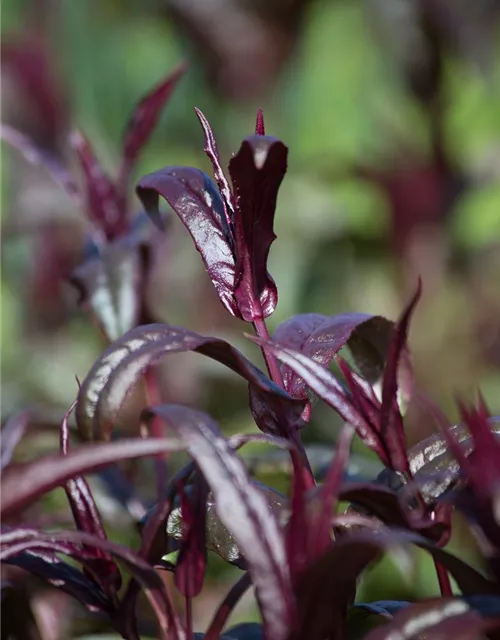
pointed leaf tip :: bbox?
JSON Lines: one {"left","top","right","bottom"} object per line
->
{"left": 121, "top": 62, "right": 187, "bottom": 179}
{"left": 255, "top": 108, "right": 265, "bottom": 135}
{"left": 194, "top": 107, "right": 234, "bottom": 228}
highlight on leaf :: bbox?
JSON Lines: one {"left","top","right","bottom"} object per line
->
{"left": 137, "top": 109, "right": 287, "bottom": 322}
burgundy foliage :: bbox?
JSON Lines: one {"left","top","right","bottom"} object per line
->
{"left": 4, "top": 71, "right": 500, "bottom": 640}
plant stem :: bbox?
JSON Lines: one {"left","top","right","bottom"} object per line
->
{"left": 144, "top": 366, "right": 167, "bottom": 498}
{"left": 435, "top": 559, "right": 453, "bottom": 597}
{"left": 252, "top": 315, "right": 315, "bottom": 487}
{"left": 204, "top": 573, "right": 252, "bottom": 640}
{"left": 252, "top": 316, "right": 284, "bottom": 386}
{"left": 185, "top": 595, "right": 193, "bottom": 639}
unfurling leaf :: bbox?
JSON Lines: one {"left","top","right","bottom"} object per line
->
{"left": 137, "top": 167, "right": 238, "bottom": 312}
{"left": 137, "top": 110, "right": 287, "bottom": 321}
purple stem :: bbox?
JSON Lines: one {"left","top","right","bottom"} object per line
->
{"left": 185, "top": 595, "right": 193, "bottom": 640}
{"left": 144, "top": 366, "right": 168, "bottom": 498}
{"left": 252, "top": 316, "right": 315, "bottom": 487}
{"left": 252, "top": 316, "right": 284, "bottom": 386}
{"left": 204, "top": 573, "right": 252, "bottom": 640}
{"left": 435, "top": 559, "right": 453, "bottom": 597}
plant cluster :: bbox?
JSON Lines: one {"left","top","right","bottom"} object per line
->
{"left": 2, "top": 64, "right": 500, "bottom": 640}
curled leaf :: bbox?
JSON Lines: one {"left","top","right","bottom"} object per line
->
{"left": 137, "top": 167, "right": 238, "bottom": 312}
{"left": 1, "top": 548, "right": 111, "bottom": 612}
{"left": 76, "top": 323, "right": 303, "bottom": 441}
{"left": 228, "top": 135, "right": 287, "bottom": 320}
{"left": 273, "top": 313, "right": 400, "bottom": 399}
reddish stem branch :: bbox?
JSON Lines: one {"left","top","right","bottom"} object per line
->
{"left": 204, "top": 573, "right": 252, "bottom": 640}
{"left": 435, "top": 559, "right": 453, "bottom": 597}
{"left": 144, "top": 366, "right": 167, "bottom": 498}
{"left": 252, "top": 316, "right": 315, "bottom": 487}
{"left": 252, "top": 316, "right": 284, "bottom": 386}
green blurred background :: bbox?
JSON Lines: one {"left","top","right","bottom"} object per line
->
{"left": 2, "top": 0, "right": 500, "bottom": 636}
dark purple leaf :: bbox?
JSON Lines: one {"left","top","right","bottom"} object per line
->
{"left": 70, "top": 130, "right": 125, "bottom": 239}
{"left": 137, "top": 167, "right": 239, "bottom": 314}
{"left": 378, "top": 282, "right": 421, "bottom": 474}
{"left": 285, "top": 445, "right": 309, "bottom": 584}
{"left": 119, "top": 461, "right": 195, "bottom": 640}
{"left": 340, "top": 357, "right": 407, "bottom": 472}
{"left": 143, "top": 404, "right": 294, "bottom": 640}
{"left": 1, "top": 411, "right": 30, "bottom": 470}
{"left": 59, "top": 402, "right": 122, "bottom": 598}
{"left": 0, "top": 437, "right": 184, "bottom": 519}
{"left": 248, "top": 337, "right": 385, "bottom": 458}
{"left": 174, "top": 476, "right": 208, "bottom": 598}
{"left": 2, "top": 548, "right": 111, "bottom": 612}
{"left": 391, "top": 418, "right": 500, "bottom": 504}
{"left": 361, "top": 597, "right": 499, "bottom": 640}
{"left": 194, "top": 108, "right": 234, "bottom": 227}
{"left": 310, "top": 425, "right": 354, "bottom": 558}
{"left": 456, "top": 406, "right": 500, "bottom": 506}
{"left": 290, "top": 530, "right": 499, "bottom": 640}
{"left": 1, "top": 529, "right": 185, "bottom": 639}
{"left": 70, "top": 233, "right": 149, "bottom": 341}
{"left": 75, "top": 323, "right": 304, "bottom": 441}
{"left": 120, "top": 63, "right": 186, "bottom": 181}
{"left": 1, "top": 124, "right": 80, "bottom": 199}
{"left": 273, "top": 313, "right": 400, "bottom": 399}
{"left": 162, "top": 436, "right": 290, "bottom": 575}
{"left": 249, "top": 385, "right": 306, "bottom": 436}
{"left": 340, "top": 483, "right": 446, "bottom": 542}
{"left": 290, "top": 534, "right": 383, "bottom": 640}
{"left": 228, "top": 134, "right": 287, "bottom": 321}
